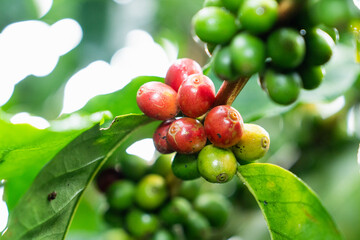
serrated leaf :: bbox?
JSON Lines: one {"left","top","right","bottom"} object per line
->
{"left": 2, "top": 114, "right": 153, "bottom": 240}
{"left": 237, "top": 163, "right": 342, "bottom": 240}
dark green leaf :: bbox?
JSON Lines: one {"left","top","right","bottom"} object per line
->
{"left": 237, "top": 163, "right": 342, "bottom": 240}
{"left": 2, "top": 114, "right": 153, "bottom": 240}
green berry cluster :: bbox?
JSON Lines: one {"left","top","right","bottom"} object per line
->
{"left": 96, "top": 155, "right": 233, "bottom": 240}
{"left": 193, "top": 0, "right": 338, "bottom": 105}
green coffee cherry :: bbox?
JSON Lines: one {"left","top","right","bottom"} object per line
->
{"left": 238, "top": 0, "right": 278, "bottom": 34}
{"left": 267, "top": 28, "right": 305, "bottom": 69}
{"left": 194, "top": 193, "right": 231, "bottom": 228}
{"left": 103, "top": 208, "right": 123, "bottom": 227}
{"left": 192, "top": 7, "right": 238, "bottom": 44}
{"left": 152, "top": 229, "right": 175, "bottom": 240}
{"left": 121, "top": 154, "right": 148, "bottom": 181}
{"left": 317, "top": 24, "right": 339, "bottom": 43}
{"left": 309, "top": 0, "right": 350, "bottom": 28}
{"left": 213, "top": 46, "right": 238, "bottom": 81}
{"left": 184, "top": 211, "right": 211, "bottom": 240}
{"left": 179, "top": 179, "right": 202, "bottom": 201}
{"left": 103, "top": 228, "right": 132, "bottom": 240}
{"left": 232, "top": 123, "right": 270, "bottom": 161}
{"left": 304, "top": 28, "right": 335, "bottom": 66}
{"left": 263, "top": 69, "right": 302, "bottom": 105}
{"left": 160, "top": 197, "right": 193, "bottom": 225}
{"left": 299, "top": 65, "right": 325, "bottom": 90}
{"left": 222, "top": 0, "right": 244, "bottom": 13}
{"left": 106, "top": 180, "right": 135, "bottom": 211}
{"left": 230, "top": 32, "right": 266, "bottom": 76}
{"left": 125, "top": 209, "right": 159, "bottom": 238}
{"left": 171, "top": 153, "right": 200, "bottom": 180}
{"left": 135, "top": 174, "right": 168, "bottom": 210}
{"left": 198, "top": 144, "right": 237, "bottom": 183}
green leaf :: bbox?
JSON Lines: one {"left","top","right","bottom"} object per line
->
{"left": 237, "top": 163, "right": 342, "bottom": 240}
{"left": 2, "top": 114, "right": 153, "bottom": 240}
{"left": 78, "top": 76, "right": 164, "bottom": 116}
{"left": 0, "top": 120, "right": 85, "bottom": 210}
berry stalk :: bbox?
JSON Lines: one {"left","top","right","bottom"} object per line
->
{"left": 213, "top": 77, "right": 250, "bottom": 106}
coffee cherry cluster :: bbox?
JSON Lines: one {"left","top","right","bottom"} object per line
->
{"left": 193, "top": 0, "right": 338, "bottom": 105}
{"left": 96, "top": 155, "right": 232, "bottom": 240}
{"left": 137, "top": 58, "right": 270, "bottom": 184}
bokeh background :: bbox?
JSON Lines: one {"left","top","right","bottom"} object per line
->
{"left": 0, "top": 0, "right": 359, "bottom": 239}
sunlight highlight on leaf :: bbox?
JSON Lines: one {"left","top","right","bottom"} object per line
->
{"left": 33, "top": 0, "right": 53, "bottom": 18}
{"left": 0, "top": 19, "right": 82, "bottom": 107}
{"left": 10, "top": 112, "right": 50, "bottom": 129}
{"left": 126, "top": 138, "right": 156, "bottom": 162}
{"left": 61, "top": 30, "right": 174, "bottom": 114}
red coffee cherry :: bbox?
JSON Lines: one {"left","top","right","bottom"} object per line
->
{"left": 177, "top": 74, "right": 216, "bottom": 118}
{"left": 167, "top": 118, "right": 207, "bottom": 154}
{"left": 136, "top": 82, "right": 179, "bottom": 120}
{"left": 153, "top": 120, "right": 175, "bottom": 154}
{"left": 204, "top": 105, "right": 244, "bottom": 148}
{"left": 165, "top": 58, "right": 203, "bottom": 92}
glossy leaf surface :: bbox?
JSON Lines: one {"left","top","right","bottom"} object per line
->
{"left": 3, "top": 114, "right": 152, "bottom": 240}
{"left": 237, "top": 163, "right": 342, "bottom": 240}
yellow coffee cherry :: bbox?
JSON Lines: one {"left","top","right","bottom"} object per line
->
{"left": 232, "top": 123, "right": 270, "bottom": 161}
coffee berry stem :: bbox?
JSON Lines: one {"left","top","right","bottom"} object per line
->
{"left": 213, "top": 77, "right": 250, "bottom": 107}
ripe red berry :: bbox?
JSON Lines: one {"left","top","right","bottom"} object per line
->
{"left": 167, "top": 118, "right": 207, "bottom": 154}
{"left": 165, "top": 58, "right": 203, "bottom": 92}
{"left": 153, "top": 120, "right": 175, "bottom": 154}
{"left": 177, "top": 74, "right": 216, "bottom": 118}
{"left": 204, "top": 105, "right": 244, "bottom": 148}
{"left": 136, "top": 82, "right": 179, "bottom": 120}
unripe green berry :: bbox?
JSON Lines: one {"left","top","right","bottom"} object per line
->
{"left": 304, "top": 28, "right": 335, "bottom": 66}
{"left": 299, "top": 65, "right": 325, "bottom": 90}
{"left": 194, "top": 192, "right": 231, "bottom": 228}
{"left": 106, "top": 180, "right": 135, "bottom": 211}
{"left": 184, "top": 211, "right": 210, "bottom": 240}
{"left": 125, "top": 209, "right": 159, "bottom": 238}
{"left": 222, "top": 0, "right": 244, "bottom": 13}
{"left": 172, "top": 153, "right": 200, "bottom": 180}
{"left": 193, "top": 7, "right": 238, "bottom": 44}
{"left": 232, "top": 123, "right": 270, "bottom": 161}
{"left": 263, "top": 69, "right": 302, "bottom": 105}
{"left": 213, "top": 46, "right": 239, "bottom": 81}
{"left": 152, "top": 229, "right": 175, "bottom": 240}
{"left": 267, "top": 28, "right": 305, "bottom": 69}
{"left": 230, "top": 32, "right": 266, "bottom": 76}
{"left": 238, "top": 0, "right": 278, "bottom": 34}
{"left": 160, "top": 197, "right": 193, "bottom": 225}
{"left": 197, "top": 144, "right": 237, "bottom": 183}
{"left": 135, "top": 174, "right": 168, "bottom": 210}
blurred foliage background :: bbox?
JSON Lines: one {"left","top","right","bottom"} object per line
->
{"left": 0, "top": 0, "right": 359, "bottom": 239}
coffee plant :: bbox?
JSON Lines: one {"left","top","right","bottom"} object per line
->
{"left": 0, "top": 0, "right": 359, "bottom": 239}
